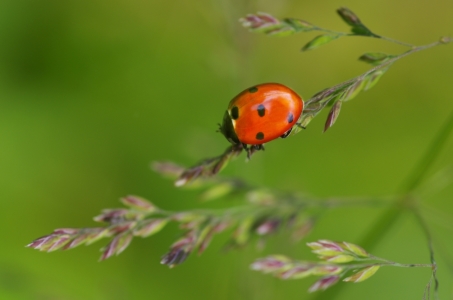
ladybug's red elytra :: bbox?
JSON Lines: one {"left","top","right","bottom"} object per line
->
{"left": 219, "top": 83, "right": 304, "bottom": 152}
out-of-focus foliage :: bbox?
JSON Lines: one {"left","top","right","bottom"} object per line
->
{"left": 1, "top": 0, "right": 453, "bottom": 299}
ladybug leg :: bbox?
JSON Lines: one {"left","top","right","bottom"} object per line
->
{"left": 241, "top": 143, "right": 252, "bottom": 160}
{"left": 280, "top": 127, "right": 293, "bottom": 139}
{"left": 254, "top": 144, "right": 265, "bottom": 151}
{"left": 246, "top": 148, "right": 253, "bottom": 160}
{"left": 244, "top": 144, "right": 265, "bottom": 160}
{"left": 251, "top": 144, "right": 264, "bottom": 158}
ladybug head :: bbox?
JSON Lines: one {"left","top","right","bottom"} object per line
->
{"left": 219, "top": 110, "right": 240, "bottom": 145}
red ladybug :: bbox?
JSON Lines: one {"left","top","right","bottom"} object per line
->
{"left": 219, "top": 83, "right": 304, "bottom": 151}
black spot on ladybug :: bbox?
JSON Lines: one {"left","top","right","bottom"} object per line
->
{"left": 231, "top": 106, "right": 239, "bottom": 120}
{"left": 280, "top": 127, "right": 292, "bottom": 138}
{"left": 248, "top": 86, "right": 258, "bottom": 93}
{"left": 256, "top": 132, "right": 264, "bottom": 140}
{"left": 257, "top": 104, "right": 265, "bottom": 117}
{"left": 287, "top": 112, "right": 294, "bottom": 123}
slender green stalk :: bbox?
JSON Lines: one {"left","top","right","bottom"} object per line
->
{"left": 378, "top": 35, "right": 416, "bottom": 48}
{"left": 368, "top": 254, "right": 433, "bottom": 268}
{"left": 293, "top": 261, "right": 433, "bottom": 269}
{"left": 400, "top": 109, "right": 453, "bottom": 193}
{"left": 306, "top": 39, "right": 446, "bottom": 107}
{"left": 412, "top": 207, "right": 439, "bottom": 299}
{"left": 157, "top": 196, "right": 390, "bottom": 218}
{"left": 312, "top": 25, "right": 416, "bottom": 48}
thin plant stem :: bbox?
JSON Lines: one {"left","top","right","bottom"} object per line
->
{"left": 156, "top": 196, "right": 389, "bottom": 220}
{"left": 412, "top": 207, "right": 439, "bottom": 299}
{"left": 420, "top": 204, "right": 453, "bottom": 233}
{"left": 426, "top": 229, "right": 453, "bottom": 276}
{"left": 377, "top": 35, "right": 415, "bottom": 48}
{"left": 306, "top": 39, "right": 446, "bottom": 107}
{"left": 313, "top": 25, "right": 416, "bottom": 48}
{"left": 293, "top": 261, "right": 433, "bottom": 270}
{"left": 368, "top": 254, "right": 433, "bottom": 268}
{"left": 424, "top": 275, "right": 433, "bottom": 300}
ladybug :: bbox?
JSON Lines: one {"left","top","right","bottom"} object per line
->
{"left": 219, "top": 83, "right": 304, "bottom": 152}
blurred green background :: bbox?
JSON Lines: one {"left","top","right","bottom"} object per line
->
{"left": 1, "top": 0, "right": 452, "bottom": 299}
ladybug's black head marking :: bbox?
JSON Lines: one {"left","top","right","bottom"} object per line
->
{"left": 219, "top": 110, "right": 240, "bottom": 145}
{"left": 231, "top": 106, "right": 239, "bottom": 120}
